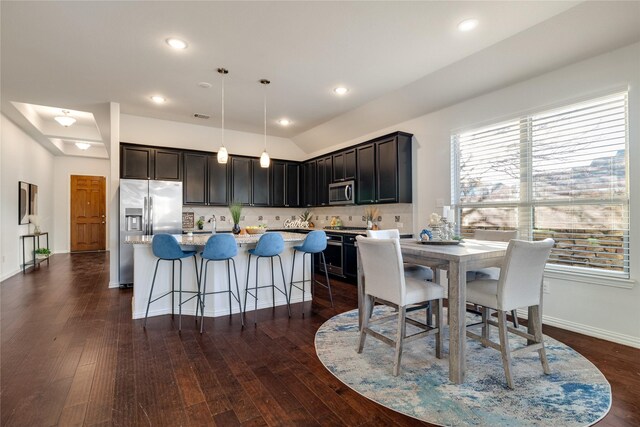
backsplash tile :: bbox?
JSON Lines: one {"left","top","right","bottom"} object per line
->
{"left": 182, "top": 203, "right": 413, "bottom": 234}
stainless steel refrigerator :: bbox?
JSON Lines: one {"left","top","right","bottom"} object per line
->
{"left": 119, "top": 179, "right": 183, "bottom": 286}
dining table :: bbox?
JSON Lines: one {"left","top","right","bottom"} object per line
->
{"left": 356, "top": 238, "right": 509, "bottom": 385}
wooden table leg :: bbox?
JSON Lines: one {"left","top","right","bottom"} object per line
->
{"left": 448, "top": 260, "right": 466, "bottom": 384}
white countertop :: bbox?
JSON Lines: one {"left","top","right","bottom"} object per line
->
{"left": 125, "top": 231, "right": 308, "bottom": 246}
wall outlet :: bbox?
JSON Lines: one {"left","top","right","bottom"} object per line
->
{"left": 436, "top": 198, "right": 444, "bottom": 208}
{"left": 396, "top": 222, "right": 404, "bottom": 228}
{"left": 543, "top": 280, "right": 550, "bottom": 294}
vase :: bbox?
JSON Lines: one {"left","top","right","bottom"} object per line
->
{"left": 33, "top": 226, "right": 41, "bottom": 235}
{"left": 366, "top": 220, "right": 373, "bottom": 230}
{"left": 232, "top": 223, "right": 241, "bottom": 235}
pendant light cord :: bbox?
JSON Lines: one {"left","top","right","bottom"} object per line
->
{"left": 221, "top": 73, "right": 225, "bottom": 145}
{"left": 263, "top": 83, "right": 267, "bottom": 150}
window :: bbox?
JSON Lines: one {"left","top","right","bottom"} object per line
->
{"left": 452, "top": 93, "right": 629, "bottom": 278}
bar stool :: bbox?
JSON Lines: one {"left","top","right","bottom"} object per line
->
{"left": 199, "top": 234, "right": 244, "bottom": 332}
{"left": 144, "top": 234, "right": 200, "bottom": 331}
{"left": 289, "top": 230, "right": 333, "bottom": 311}
{"left": 244, "top": 233, "right": 291, "bottom": 324}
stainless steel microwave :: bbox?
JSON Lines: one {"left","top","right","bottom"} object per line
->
{"left": 329, "top": 180, "right": 355, "bottom": 205}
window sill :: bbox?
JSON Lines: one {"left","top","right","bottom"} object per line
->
{"left": 544, "top": 266, "right": 635, "bottom": 289}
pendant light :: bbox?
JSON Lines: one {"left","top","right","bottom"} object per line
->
{"left": 217, "top": 68, "right": 229, "bottom": 164}
{"left": 259, "top": 79, "right": 271, "bottom": 168}
{"left": 54, "top": 110, "right": 76, "bottom": 127}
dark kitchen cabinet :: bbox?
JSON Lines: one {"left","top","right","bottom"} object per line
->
{"left": 333, "top": 149, "right": 356, "bottom": 182}
{"left": 316, "top": 156, "right": 332, "bottom": 206}
{"left": 272, "top": 161, "right": 300, "bottom": 207}
{"left": 356, "top": 143, "right": 376, "bottom": 204}
{"left": 251, "top": 159, "right": 270, "bottom": 206}
{"left": 207, "top": 155, "right": 229, "bottom": 205}
{"left": 302, "top": 161, "right": 316, "bottom": 207}
{"left": 120, "top": 144, "right": 182, "bottom": 181}
{"left": 183, "top": 152, "right": 207, "bottom": 205}
{"left": 230, "top": 157, "right": 251, "bottom": 205}
{"left": 154, "top": 148, "right": 182, "bottom": 181}
{"left": 356, "top": 133, "right": 412, "bottom": 204}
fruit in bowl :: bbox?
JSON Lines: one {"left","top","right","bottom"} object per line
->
{"left": 245, "top": 225, "right": 267, "bottom": 234}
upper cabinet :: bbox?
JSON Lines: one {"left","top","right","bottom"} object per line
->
{"left": 316, "top": 156, "right": 332, "bottom": 206}
{"left": 207, "top": 155, "right": 229, "bottom": 206}
{"left": 302, "top": 161, "right": 317, "bottom": 207}
{"left": 230, "top": 157, "right": 251, "bottom": 205}
{"left": 332, "top": 149, "right": 356, "bottom": 182}
{"left": 356, "top": 132, "right": 412, "bottom": 204}
{"left": 183, "top": 152, "right": 208, "bottom": 205}
{"left": 121, "top": 144, "right": 182, "bottom": 181}
{"left": 251, "top": 159, "right": 270, "bottom": 206}
{"left": 271, "top": 161, "right": 300, "bottom": 207}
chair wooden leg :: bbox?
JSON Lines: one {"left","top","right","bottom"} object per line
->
{"left": 481, "top": 307, "right": 489, "bottom": 347}
{"left": 357, "top": 295, "right": 371, "bottom": 353}
{"left": 511, "top": 309, "right": 519, "bottom": 328}
{"left": 497, "top": 310, "right": 514, "bottom": 389}
{"left": 435, "top": 299, "right": 443, "bottom": 359}
{"left": 426, "top": 302, "right": 433, "bottom": 327}
{"left": 531, "top": 304, "right": 550, "bottom": 374}
{"left": 393, "top": 306, "right": 406, "bottom": 376}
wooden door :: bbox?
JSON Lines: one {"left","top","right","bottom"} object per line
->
{"left": 70, "top": 175, "right": 106, "bottom": 252}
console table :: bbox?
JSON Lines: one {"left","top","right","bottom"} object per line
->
{"left": 20, "top": 232, "right": 50, "bottom": 273}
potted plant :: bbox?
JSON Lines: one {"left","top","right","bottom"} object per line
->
{"left": 229, "top": 203, "right": 242, "bottom": 235}
{"left": 299, "top": 210, "right": 314, "bottom": 228}
{"left": 364, "top": 207, "right": 380, "bottom": 230}
{"left": 196, "top": 217, "right": 205, "bottom": 230}
{"left": 35, "top": 248, "right": 51, "bottom": 259}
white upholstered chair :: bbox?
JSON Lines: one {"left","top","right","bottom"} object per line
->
{"left": 366, "top": 229, "right": 433, "bottom": 281}
{"left": 466, "top": 238, "right": 554, "bottom": 389}
{"left": 470, "top": 229, "right": 520, "bottom": 328}
{"left": 356, "top": 236, "right": 444, "bottom": 376}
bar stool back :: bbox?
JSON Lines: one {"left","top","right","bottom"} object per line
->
{"left": 289, "top": 230, "right": 333, "bottom": 311}
{"left": 144, "top": 234, "right": 199, "bottom": 331}
{"left": 244, "top": 233, "right": 291, "bottom": 324}
{"left": 199, "top": 234, "right": 244, "bottom": 331}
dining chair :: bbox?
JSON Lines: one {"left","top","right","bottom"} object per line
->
{"left": 356, "top": 236, "right": 444, "bottom": 376}
{"left": 465, "top": 238, "right": 554, "bottom": 389}
{"left": 470, "top": 229, "right": 520, "bottom": 328}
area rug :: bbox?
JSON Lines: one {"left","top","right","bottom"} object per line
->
{"left": 315, "top": 307, "right": 611, "bottom": 426}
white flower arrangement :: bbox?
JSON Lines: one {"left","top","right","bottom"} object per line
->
{"left": 429, "top": 212, "right": 442, "bottom": 226}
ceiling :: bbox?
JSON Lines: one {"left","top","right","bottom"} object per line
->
{"left": 2, "top": 1, "right": 639, "bottom": 156}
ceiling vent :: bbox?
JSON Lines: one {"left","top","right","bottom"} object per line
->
{"left": 193, "top": 113, "right": 210, "bottom": 119}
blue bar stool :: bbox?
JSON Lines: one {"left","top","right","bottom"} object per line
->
{"left": 289, "top": 230, "right": 333, "bottom": 310}
{"left": 143, "top": 234, "right": 200, "bottom": 331}
{"left": 199, "top": 234, "right": 244, "bottom": 332}
{"left": 244, "top": 233, "right": 291, "bottom": 324}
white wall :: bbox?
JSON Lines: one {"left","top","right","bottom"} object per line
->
{"left": 1, "top": 113, "right": 55, "bottom": 280}
{"left": 120, "top": 114, "right": 308, "bottom": 160}
{"left": 52, "top": 156, "right": 110, "bottom": 253}
{"left": 309, "top": 42, "right": 640, "bottom": 347}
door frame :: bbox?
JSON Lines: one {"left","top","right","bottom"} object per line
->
{"left": 69, "top": 174, "right": 108, "bottom": 252}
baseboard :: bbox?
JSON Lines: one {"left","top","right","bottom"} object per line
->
{"left": 0, "top": 268, "right": 21, "bottom": 283}
{"left": 516, "top": 309, "right": 640, "bottom": 349}
{"left": 108, "top": 281, "right": 121, "bottom": 289}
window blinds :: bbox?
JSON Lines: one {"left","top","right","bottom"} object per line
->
{"left": 453, "top": 92, "right": 629, "bottom": 276}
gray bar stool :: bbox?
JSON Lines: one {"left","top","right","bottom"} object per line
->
{"left": 198, "top": 233, "right": 244, "bottom": 332}
{"left": 144, "top": 234, "right": 200, "bottom": 331}
{"left": 244, "top": 233, "right": 291, "bottom": 324}
{"left": 289, "top": 230, "right": 333, "bottom": 311}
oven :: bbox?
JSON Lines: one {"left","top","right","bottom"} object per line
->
{"left": 320, "top": 233, "right": 344, "bottom": 276}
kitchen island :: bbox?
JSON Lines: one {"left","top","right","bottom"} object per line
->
{"left": 126, "top": 232, "right": 309, "bottom": 320}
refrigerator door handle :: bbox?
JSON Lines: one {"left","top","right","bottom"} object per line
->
{"left": 143, "top": 197, "right": 148, "bottom": 235}
{"left": 149, "top": 196, "right": 154, "bottom": 235}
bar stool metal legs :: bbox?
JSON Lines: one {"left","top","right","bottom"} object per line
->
{"left": 244, "top": 254, "right": 291, "bottom": 324}
{"left": 143, "top": 255, "right": 200, "bottom": 331}
{"left": 289, "top": 250, "right": 333, "bottom": 311}
{"left": 199, "top": 257, "right": 244, "bottom": 332}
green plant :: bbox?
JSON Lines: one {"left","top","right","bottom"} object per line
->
{"left": 229, "top": 203, "right": 242, "bottom": 224}
{"left": 196, "top": 217, "right": 204, "bottom": 228}
{"left": 299, "top": 210, "right": 313, "bottom": 222}
{"left": 35, "top": 248, "right": 51, "bottom": 256}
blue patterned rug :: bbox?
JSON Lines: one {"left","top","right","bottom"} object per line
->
{"left": 315, "top": 307, "right": 611, "bottom": 426}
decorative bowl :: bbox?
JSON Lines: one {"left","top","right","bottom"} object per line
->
{"left": 245, "top": 227, "right": 267, "bottom": 235}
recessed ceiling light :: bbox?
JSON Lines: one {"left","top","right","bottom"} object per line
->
{"left": 458, "top": 19, "right": 479, "bottom": 32}
{"left": 277, "top": 118, "right": 291, "bottom": 126}
{"left": 54, "top": 110, "right": 76, "bottom": 127}
{"left": 198, "top": 82, "right": 212, "bottom": 89}
{"left": 151, "top": 95, "right": 166, "bottom": 104}
{"left": 333, "top": 87, "right": 349, "bottom": 95}
{"left": 166, "top": 38, "right": 188, "bottom": 49}
{"left": 75, "top": 142, "right": 91, "bottom": 150}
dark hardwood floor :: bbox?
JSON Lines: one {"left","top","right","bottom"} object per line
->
{"left": 1, "top": 252, "right": 639, "bottom": 426}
